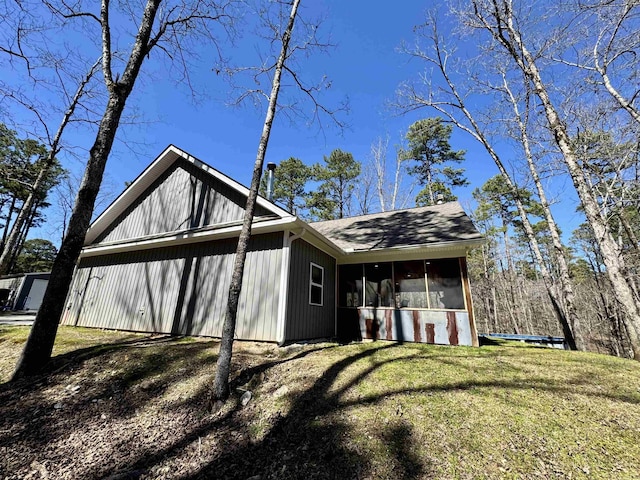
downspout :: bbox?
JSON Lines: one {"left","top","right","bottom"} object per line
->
{"left": 277, "top": 228, "right": 306, "bottom": 345}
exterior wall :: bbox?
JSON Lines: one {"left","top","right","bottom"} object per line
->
{"left": 0, "top": 276, "right": 23, "bottom": 307}
{"left": 62, "top": 233, "right": 283, "bottom": 341}
{"left": 356, "top": 308, "right": 473, "bottom": 346}
{"left": 284, "top": 238, "right": 336, "bottom": 341}
{"left": 0, "top": 276, "right": 23, "bottom": 291}
{"left": 0, "top": 273, "right": 50, "bottom": 311}
{"left": 96, "top": 159, "right": 271, "bottom": 244}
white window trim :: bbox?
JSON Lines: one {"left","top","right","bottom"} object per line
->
{"left": 309, "top": 262, "right": 324, "bottom": 306}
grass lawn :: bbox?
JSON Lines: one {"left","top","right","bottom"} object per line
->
{"left": 1, "top": 325, "right": 639, "bottom": 479}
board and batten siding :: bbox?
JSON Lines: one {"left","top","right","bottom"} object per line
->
{"left": 62, "top": 233, "right": 283, "bottom": 341}
{"left": 96, "top": 159, "right": 272, "bottom": 244}
{"left": 284, "top": 239, "right": 336, "bottom": 341}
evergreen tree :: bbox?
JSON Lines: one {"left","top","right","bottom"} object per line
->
{"left": 405, "top": 118, "right": 467, "bottom": 206}
{"left": 0, "top": 123, "right": 65, "bottom": 262}
{"left": 258, "top": 157, "right": 311, "bottom": 215}
{"left": 12, "top": 239, "right": 58, "bottom": 274}
{"left": 309, "top": 149, "right": 361, "bottom": 220}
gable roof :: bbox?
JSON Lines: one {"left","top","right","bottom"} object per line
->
{"left": 309, "top": 202, "right": 483, "bottom": 253}
{"left": 85, "top": 145, "right": 294, "bottom": 245}
{"left": 81, "top": 145, "right": 482, "bottom": 259}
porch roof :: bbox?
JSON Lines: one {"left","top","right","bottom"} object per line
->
{"left": 308, "top": 202, "right": 483, "bottom": 253}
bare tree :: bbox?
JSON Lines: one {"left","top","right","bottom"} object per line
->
{"left": 213, "top": 0, "right": 303, "bottom": 402}
{"left": 11, "top": 0, "right": 234, "bottom": 379}
{"left": 371, "top": 135, "right": 414, "bottom": 212}
{"left": 501, "top": 74, "right": 585, "bottom": 349}
{"left": 354, "top": 159, "right": 376, "bottom": 215}
{"left": 568, "top": 1, "right": 640, "bottom": 124}
{"left": 0, "top": 61, "right": 100, "bottom": 275}
{"left": 212, "top": 0, "right": 344, "bottom": 402}
{"left": 396, "top": 14, "right": 580, "bottom": 349}
{"left": 465, "top": 0, "right": 640, "bottom": 359}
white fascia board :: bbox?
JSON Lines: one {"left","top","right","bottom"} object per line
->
{"left": 80, "top": 217, "right": 297, "bottom": 258}
{"left": 191, "top": 154, "right": 293, "bottom": 219}
{"left": 289, "top": 220, "right": 344, "bottom": 260}
{"left": 85, "top": 145, "right": 293, "bottom": 245}
{"left": 336, "top": 238, "right": 484, "bottom": 265}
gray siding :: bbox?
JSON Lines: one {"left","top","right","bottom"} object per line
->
{"left": 96, "top": 160, "right": 272, "bottom": 244}
{"left": 284, "top": 239, "right": 336, "bottom": 341}
{"left": 0, "top": 273, "right": 50, "bottom": 310}
{"left": 0, "top": 276, "right": 22, "bottom": 292}
{"left": 62, "top": 233, "right": 283, "bottom": 341}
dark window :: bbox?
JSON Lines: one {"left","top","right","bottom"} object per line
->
{"left": 309, "top": 263, "right": 324, "bottom": 306}
{"left": 394, "top": 260, "right": 427, "bottom": 308}
{"left": 426, "top": 258, "right": 464, "bottom": 309}
{"left": 339, "top": 264, "right": 363, "bottom": 307}
{"left": 337, "top": 258, "right": 466, "bottom": 311}
{"left": 364, "top": 263, "right": 394, "bottom": 307}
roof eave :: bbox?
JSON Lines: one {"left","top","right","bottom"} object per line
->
{"left": 80, "top": 216, "right": 298, "bottom": 258}
{"left": 336, "top": 238, "right": 484, "bottom": 264}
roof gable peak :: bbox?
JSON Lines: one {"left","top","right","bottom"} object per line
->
{"left": 85, "top": 145, "right": 293, "bottom": 245}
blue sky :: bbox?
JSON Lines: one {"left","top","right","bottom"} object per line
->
{"left": 5, "top": 0, "right": 585, "bottom": 243}
{"left": 107, "top": 0, "right": 499, "bottom": 202}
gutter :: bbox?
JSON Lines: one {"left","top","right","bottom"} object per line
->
{"left": 80, "top": 216, "right": 297, "bottom": 258}
{"left": 346, "top": 237, "right": 485, "bottom": 254}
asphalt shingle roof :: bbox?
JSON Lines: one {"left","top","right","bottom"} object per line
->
{"left": 308, "top": 201, "right": 482, "bottom": 252}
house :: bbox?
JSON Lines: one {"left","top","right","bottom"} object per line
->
{"left": 0, "top": 272, "right": 50, "bottom": 311}
{"left": 61, "top": 145, "right": 484, "bottom": 347}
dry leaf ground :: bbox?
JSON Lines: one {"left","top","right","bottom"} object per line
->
{"left": 1, "top": 325, "right": 640, "bottom": 479}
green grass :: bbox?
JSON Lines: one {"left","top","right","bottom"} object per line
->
{"left": 1, "top": 326, "right": 639, "bottom": 479}
{"left": 0, "top": 325, "right": 139, "bottom": 381}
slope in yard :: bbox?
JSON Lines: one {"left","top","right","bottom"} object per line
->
{"left": 1, "top": 326, "right": 639, "bottom": 479}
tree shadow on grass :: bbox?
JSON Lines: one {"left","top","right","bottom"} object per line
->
{"left": 176, "top": 343, "right": 433, "bottom": 479}
{"left": 0, "top": 338, "right": 215, "bottom": 464}
{"left": 169, "top": 343, "right": 638, "bottom": 480}
{"left": 2, "top": 340, "right": 638, "bottom": 480}
{"left": 0, "top": 339, "right": 335, "bottom": 480}
{"left": 1, "top": 334, "right": 175, "bottom": 389}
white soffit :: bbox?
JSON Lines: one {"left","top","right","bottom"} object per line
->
{"left": 81, "top": 217, "right": 297, "bottom": 257}
{"left": 335, "top": 239, "right": 483, "bottom": 265}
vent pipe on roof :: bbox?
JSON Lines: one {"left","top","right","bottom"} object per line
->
{"left": 266, "top": 162, "right": 277, "bottom": 201}
{"left": 436, "top": 193, "right": 444, "bottom": 205}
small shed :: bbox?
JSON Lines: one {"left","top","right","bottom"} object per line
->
{"left": 0, "top": 272, "right": 51, "bottom": 311}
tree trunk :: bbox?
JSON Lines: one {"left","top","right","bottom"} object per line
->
{"left": 11, "top": 0, "right": 162, "bottom": 380}
{"left": 426, "top": 165, "right": 434, "bottom": 205}
{"left": 212, "top": 0, "right": 300, "bottom": 403}
{"left": 8, "top": 200, "right": 39, "bottom": 273}
{"left": 503, "top": 77, "right": 584, "bottom": 349}
{"left": 11, "top": 94, "right": 130, "bottom": 379}
{"left": 0, "top": 59, "right": 99, "bottom": 276}
{"left": 1, "top": 196, "right": 17, "bottom": 251}
{"left": 0, "top": 173, "right": 48, "bottom": 274}
{"left": 486, "top": 1, "right": 640, "bottom": 358}
{"left": 402, "top": 20, "right": 580, "bottom": 349}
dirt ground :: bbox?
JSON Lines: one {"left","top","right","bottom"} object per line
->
{"left": 0, "top": 333, "right": 359, "bottom": 480}
{"left": 2, "top": 327, "right": 640, "bottom": 480}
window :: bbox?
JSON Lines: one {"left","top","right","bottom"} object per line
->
{"left": 364, "top": 263, "right": 394, "bottom": 307}
{"left": 339, "top": 264, "right": 363, "bottom": 307}
{"left": 394, "top": 260, "right": 428, "bottom": 308}
{"left": 426, "top": 258, "right": 465, "bottom": 310}
{"left": 309, "top": 263, "right": 324, "bottom": 306}
{"left": 337, "top": 258, "right": 466, "bottom": 311}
